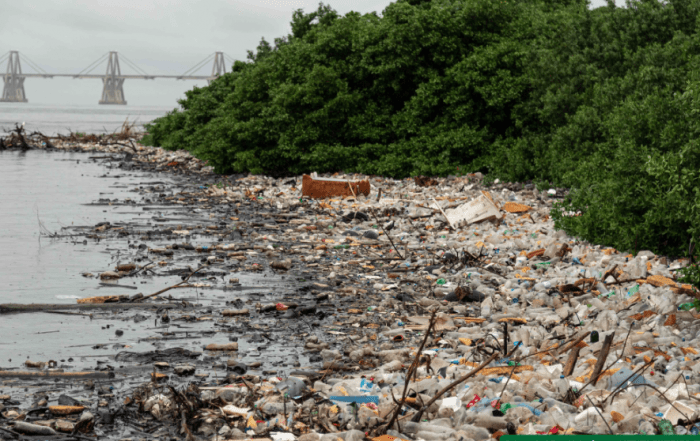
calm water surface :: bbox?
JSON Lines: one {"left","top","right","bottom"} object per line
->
{"left": 0, "top": 103, "right": 173, "bottom": 135}
{"left": 0, "top": 150, "right": 163, "bottom": 305}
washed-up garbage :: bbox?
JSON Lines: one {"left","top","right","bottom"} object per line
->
{"left": 302, "top": 173, "right": 370, "bottom": 198}
{"left": 5, "top": 135, "right": 700, "bottom": 440}
{"left": 444, "top": 193, "right": 501, "bottom": 227}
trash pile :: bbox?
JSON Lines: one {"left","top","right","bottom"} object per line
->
{"left": 2, "top": 136, "right": 700, "bottom": 440}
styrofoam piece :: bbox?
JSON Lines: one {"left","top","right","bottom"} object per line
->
{"left": 271, "top": 432, "right": 297, "bottom": 441}
{"left": 439, "top": 396, "right": 462, "bottom": 412}
{"left": 222, "top": 405, "right": 250, "bottom": 417}
{"left": 664, "top": 401, "right": 696, "bottom": 425}
{"left": 444, "top": 195, "right": 501, "bottom": 227}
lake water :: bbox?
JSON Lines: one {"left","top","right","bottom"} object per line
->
{"left": 0, "top": 103, "right": 173, "bottom": 136}
{"left": 0, "top": 150, "right": 164, "bottom": 305}
{"left": 0, "top": 149, "right": 303, "bottom": 370}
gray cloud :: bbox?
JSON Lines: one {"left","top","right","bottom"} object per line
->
{"left": 1, "top": 0, "right": 611, "bottom": 107}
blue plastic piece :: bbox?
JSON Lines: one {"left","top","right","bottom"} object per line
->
{"left": 359, "top": 378, "right": 374, "bottom": 393}
{"left": 608, "top": 367, "right": 656, "bottom": 390}
{"left": 512, "top": 403, "right": 542, "bottom": 416}
{"left": 330, "top": 395, "right": 379, "bottom": 405}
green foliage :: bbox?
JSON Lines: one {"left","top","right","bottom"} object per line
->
{"left": 679, "top": 263, "right": 700, "bottom": 290}
{"left": 678, "top": 263, "right": 700, "bottom": 309}
{"left": 143, "top": 0, "right": 700, "bottom": 256}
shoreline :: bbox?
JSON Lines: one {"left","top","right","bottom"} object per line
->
{"left": 0, "top": 137, "right": 698, "bottom": 439}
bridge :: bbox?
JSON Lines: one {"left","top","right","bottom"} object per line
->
{"left": 0, "top": 51, "right": 234, "bottom": 105}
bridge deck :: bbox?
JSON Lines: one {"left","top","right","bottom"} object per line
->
{"left": 9, "top": 74, "right": 215, "bottom": 80}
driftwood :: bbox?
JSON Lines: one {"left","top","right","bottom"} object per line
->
{"left": 0, "top": 370, "right": 114, "bottom": 379}
{"left": 590, "top": 332, "right": 615, "bottom": 386}
{"left": 139, "top": 265, "right": 208, "bottom": 301}
{"left": 563, "top": 346, "right": 582, "bottom": 377}
{"left": 0, "top": 302, "right": 180, "bottom": 314}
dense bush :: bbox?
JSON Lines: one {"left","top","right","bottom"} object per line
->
{"left": 143, "top": 0, "right": 700, "bottom": 256}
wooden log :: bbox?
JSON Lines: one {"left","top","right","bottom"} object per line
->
{"left": 563, "top": 346, "right": 581, "bottom": 377}
{"left": 0, "top": 302, "right": 180, "bottom": 314}
{"left": 590, "top": 333, "right": 615, "bottom": 386}
{"left": 0, "top": 370, "right": 114, "bottom": 379}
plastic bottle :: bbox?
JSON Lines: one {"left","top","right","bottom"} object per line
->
{"left": 481, "top": 301, "right": 492, "bottom": 317}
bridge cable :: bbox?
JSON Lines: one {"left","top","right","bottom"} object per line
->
{"left": 179, "top": 53, "right": 215, "bottom": 77}
{"left": 223, "top": 53, "right": 237, "bottom": 68}
{"left": 75, "top": 52, "right": 111, "bottom": 76}
{"left": 0, "top": 52, "right": 11, "bottom": 67}
{"left": 119, "top": 57, "right": 149, "bottom": 76}
{"left": 178, "top": 53, "right": 215, "bottom": 78}
{"left": 18, "top": 53, "right": 49, "bottom": 75}
{"left": 118, "top": 54, "right": 150, "bottom": 76}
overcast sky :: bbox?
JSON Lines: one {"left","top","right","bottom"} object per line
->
{"left": 2, "top": 0, "right": 612, "bottom": 108}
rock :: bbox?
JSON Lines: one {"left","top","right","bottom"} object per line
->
{"left": 100, "top": 271, "right": 120, "bottom": 280}
{"left": 13, "top": 422, "right": 58, "bottom": 436}
{"left": 363, "top": 230, "right": 379, "bottom": 240}
{"left": 174, "top": 364, "right": 196, "bottom": 376}
{"left": 55, "top": 420, "right": 75, "bottom": 433}
{"left": 271, "top": 259, "right": 293, "bottom": 270}
{"left": 298, "top": 434, "right": 321, "bottom": 441}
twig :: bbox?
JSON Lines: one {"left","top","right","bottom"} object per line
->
{"left": 432, "top": 198, "right": 453, "bottom": 230}
{"left": 411, "top": 351, "right": 500, "bottom": 422}
{"left": 603, "top": 359, "right": 654, "bottom": 403}
{"left": 609, "top": 383, "right": 690, "bottom": 421}
{"left": 382, "top": 311, "right": 437, "bottom": 433}
{"left": 0, "top": 426, "right": 21, "bottom": 437}
{"left": 554, "top": 331, "right": 590, "bottom": 357}
{"left": 139, "top": 265, "right": 208, "bottom": 301}
{"left": 347, "top": 182, "right": 404, "bottom": 259}
{"left": 499, "top": 362, "right": 519, "bottom": 400}
{"left": 585, "top": 396, "right": 613, "bottom": 435}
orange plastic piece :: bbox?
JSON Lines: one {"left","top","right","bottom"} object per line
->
{"left": 647, "top": 275, "right": 676, "bottom": 287}
{"left": 77, "top": 296, "right": 120, "bottom": 304}
{"left": 302, "top": 174, "right": 370, "bottom": 199}
{"left": 526, "top": 249, "right": 545, "bottom": 259}
{"left": 503, "top": 202, "right": 531, "bottom": 213}
{"left": 664, "top": 314, "right": 677, "bottom": 326}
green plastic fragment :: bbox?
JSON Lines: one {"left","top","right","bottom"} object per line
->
{"left": 679, "top": 302, "right": 695, "bottom": 311}
{"left": 436, "top": 278, "right": 446, "bottom": 285}
{"left": 658, "top": 419, "right": 675, "bottom": 435}
{"left": 500, "top": 403, "right": 512, "bottom": 414}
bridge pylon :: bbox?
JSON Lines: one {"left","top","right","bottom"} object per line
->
{"left": 99, "top": 52, "right": 126, "bottom": 105}
{"left": 1, "top": 51, "right": 28, "bottom": 103}
{"left": 208, "top": 52, "right": 226, "bottom": 85}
